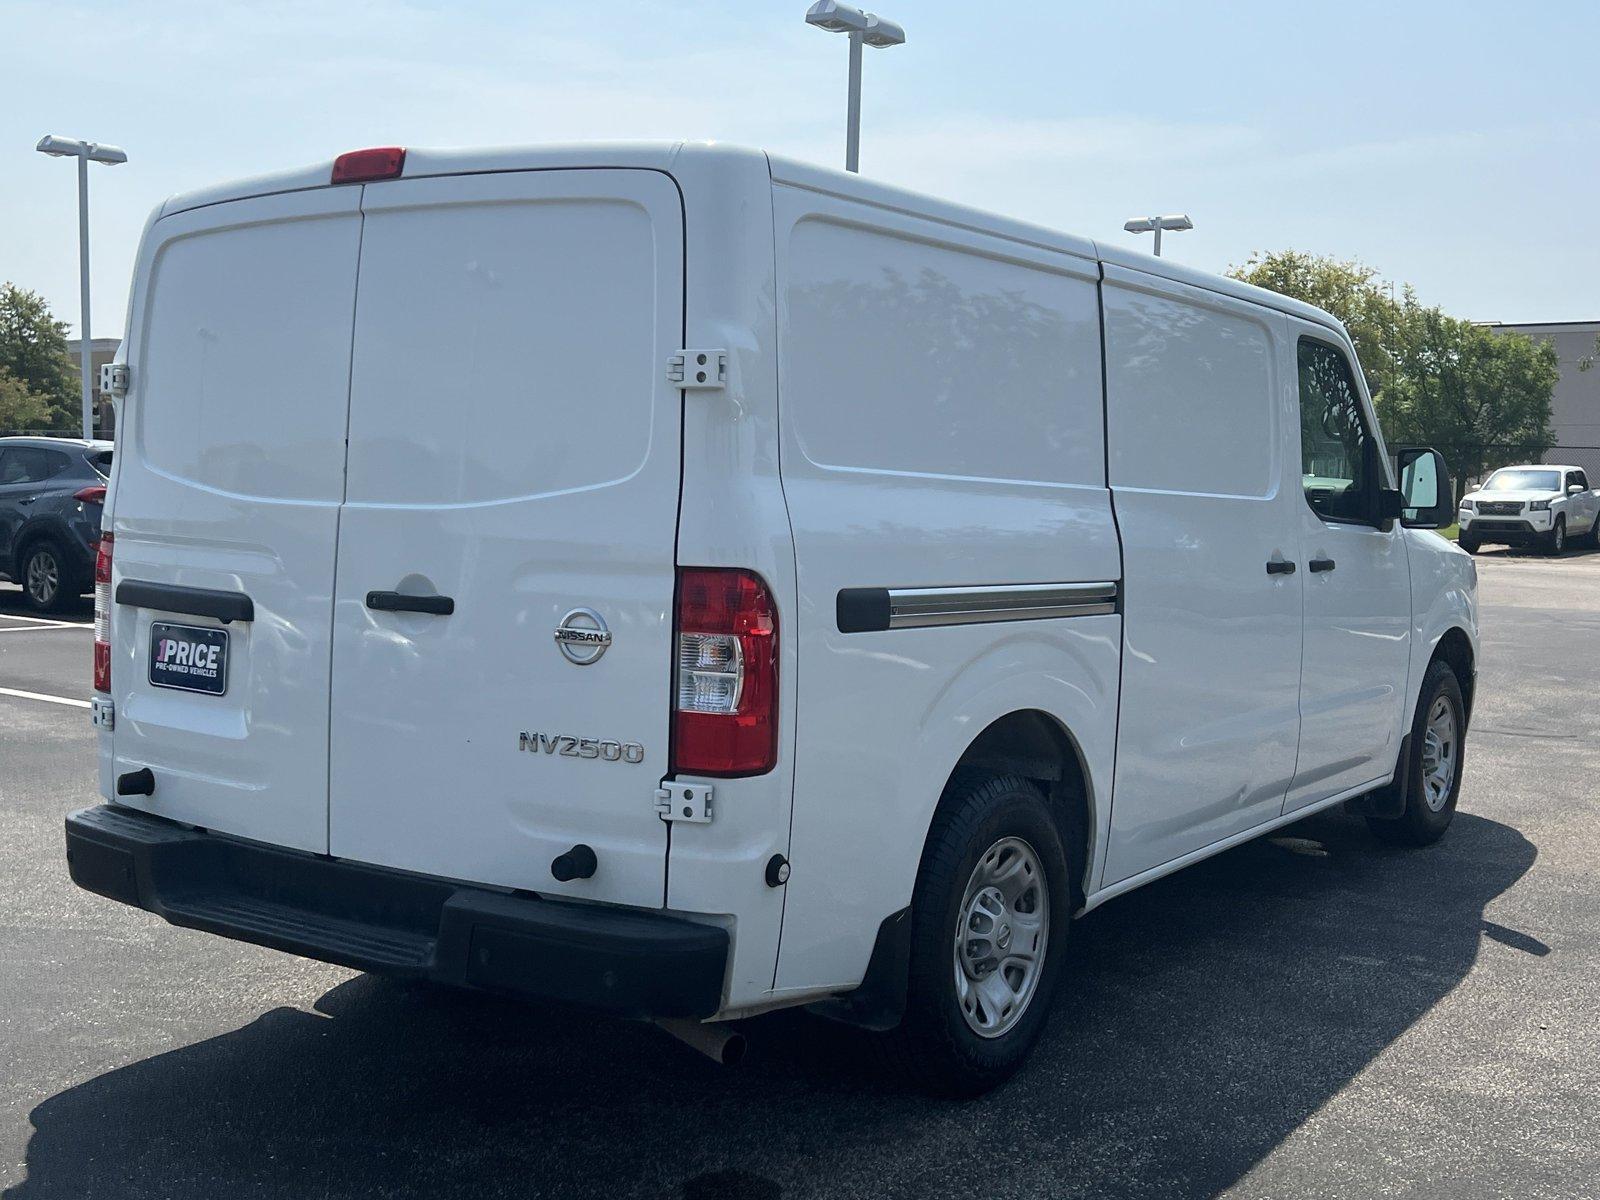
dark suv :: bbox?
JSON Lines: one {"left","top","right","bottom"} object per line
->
{"left": 0, "top": 437, "right": 113, "bottom": 613}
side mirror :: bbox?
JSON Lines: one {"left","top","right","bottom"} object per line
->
{"left": 1568, "top": 484, "right": 1584, "bottom": 497}
{"left": 1394, "top": 447, "right": 1454, "bottom": 529}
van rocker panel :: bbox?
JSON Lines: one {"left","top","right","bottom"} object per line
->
{"left": 64, "top": 805, "right": 728, "bottom": 1020}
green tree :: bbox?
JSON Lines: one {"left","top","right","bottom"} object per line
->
{"left": 1384, "top": 310, "right": 1556, "bottom": 502}
{"left": 1230, "top": 251, "right": 1557, "bottom": 502}
{"left": 0, "top": 283, "right": 78, "bottom": 430}
{"left": 0, "top": 367, "right": 54, "bottom": 431}
{"left": 1229, "top": 251, "right": 1408, "bottom": 400}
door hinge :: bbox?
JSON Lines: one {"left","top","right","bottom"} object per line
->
{"left": 91, "top": 695, "right": 114, "bottom": 731}
{"left": 656, "top": 781, "right": 713, "bottom": 824}
{"left": 99, "top": 362, "right": 130, "bottom": 398}
{"left": 667, "top": 349, "right": 727, "bottom": 391}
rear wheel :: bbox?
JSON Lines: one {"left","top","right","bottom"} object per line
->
{"left": 20, "top": 540, "right": 75, "bottom": 614}
{"left": 877, "top": 771, "right": 1072, "bottom": 1097}
{"left": 1367, "top": 659, "right": 1466, "bottom": 847}
{"left": 1544, "top": 516, "right": 1566, "bottom": 556}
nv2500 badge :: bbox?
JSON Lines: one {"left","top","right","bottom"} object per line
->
{"left": 518, "top": 731, "right": 645, "bottom": 763}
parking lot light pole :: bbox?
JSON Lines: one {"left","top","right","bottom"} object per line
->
{"left": 1124, "top": 213, "right": 1194, "bottom": 257}
{"left": 805, "top": 1, "right": 905, "bottom": 173}
{"left": 35, "top": 135, "right": 129, "bottom": 441}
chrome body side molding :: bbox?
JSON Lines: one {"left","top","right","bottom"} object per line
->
{"left": 836, "top": 582, "right": 1119, "bottom": 633}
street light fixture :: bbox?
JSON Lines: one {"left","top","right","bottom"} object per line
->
{"left": 1123, "top": 213, "right": 1193, "bottom": 258}
{"left": 805, "top": 1, "right": 905, "bottom": 173}
{"left": 36, "top": 135, "right": 128, "bottom": 441}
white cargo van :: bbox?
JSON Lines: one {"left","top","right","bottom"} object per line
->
{"left": 66, "top": 143, "right": 1477, "bottom": 1095}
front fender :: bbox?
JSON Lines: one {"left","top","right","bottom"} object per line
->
{"left": 1404, "top": 530, "right": 1479, "bottom": 724}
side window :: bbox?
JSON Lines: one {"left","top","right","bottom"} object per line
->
{"left": 1575, "top": 470, "right": 1590, "bottom": 491}
{"left": 1297, "top": 339, "right": 1376, "bottom": 523}
{"left": 0, "top": 448, "right": 69, "bottom": 485}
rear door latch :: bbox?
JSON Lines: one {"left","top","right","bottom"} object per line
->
{"left": 656, "top": 781, "right": 713, "bottom": 824}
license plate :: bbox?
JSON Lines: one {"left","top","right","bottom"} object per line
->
{"left": 148, "top": 622, "right": 229, "bottom": 696}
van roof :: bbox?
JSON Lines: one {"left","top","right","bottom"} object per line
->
{"left": 158, "top": 140, "right": 1348, "bottom": 341}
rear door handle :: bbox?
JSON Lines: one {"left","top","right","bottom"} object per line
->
{"left": 1265, "top": 559, "right": 1296, "bottom": 575}
{"left": 366, "top": 590, "right": 454, "bottom": 615}
{"left": 118, "top": 580, "right": 254, "bottom": 623}
{"left": 1309, "top": 557, "right": 1337, "bottom": 573}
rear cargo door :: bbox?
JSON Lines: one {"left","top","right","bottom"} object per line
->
{"left": 108, "top": 188, "right": 363, "bottom": 853}
{"left": 328, "top": 170, "right": 684, "bottom": 908}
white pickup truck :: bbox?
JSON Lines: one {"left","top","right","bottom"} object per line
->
{"left": 66, "top": 142, "right": 1477, "bottom": 1095}
{"left": 1458, "top": 464, "right": 1600, "bottom": 555}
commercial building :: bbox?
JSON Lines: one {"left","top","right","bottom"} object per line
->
{"left": 1482, "top": 320, "right": 1600, "bottom": 478}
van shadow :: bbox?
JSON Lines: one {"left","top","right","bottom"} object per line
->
{"left": 9, "top": 810, "right": 1534, "bottom": 1200}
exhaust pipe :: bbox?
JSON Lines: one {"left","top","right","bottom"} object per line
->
{"left": 652, "top": 1018, "right": 747, "bottom": 1066}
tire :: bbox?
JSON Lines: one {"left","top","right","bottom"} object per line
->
{"left": 19, "top": 539, "right": 76, "bottom": 614}
{"left": 1543, "top": 516, "right": 1566, "bottom": 556}
{"left": 1367, "top": 659, "right": 1466, "bottom": 847}
{"left": 1585, "top": 517, "right": 1600, "bottom": 550}
{"left": 1457, "top": 534, "right": 1480, "bottom": 555}
{"left": 876, "top": 771, "right": 1073, "bottom": 1097}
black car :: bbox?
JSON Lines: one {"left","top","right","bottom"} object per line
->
{"left": 0, "top": 437, "right": 113, "bottom": 613}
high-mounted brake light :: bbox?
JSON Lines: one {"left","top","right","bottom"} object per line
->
{"left": 331, "top": 146, "right": 406, "bottom": 185}
{"left": 74, "top": 485, "right": 107, "bottom": 505}
{"left": 93, "top": 534, "right": 113, "bottom": 693}
{"left": 672, "top": 568, "right": 778, "bottom": 777}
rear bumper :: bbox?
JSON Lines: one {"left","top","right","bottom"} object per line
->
{"left": 64, "top": 804, "right": 728, "bottom": 1019}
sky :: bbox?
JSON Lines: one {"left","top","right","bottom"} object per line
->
{"left": 2, "top": 0, "right": 1597, "bottom": 339}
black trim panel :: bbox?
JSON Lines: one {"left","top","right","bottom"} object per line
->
{"left": 837, "top": 587, "right": 892, "bottom": 634}
{"left": 117, "top": 579, "right": 254, "bottom": 624}
{"left": 64, "top": 805, "right": 728, "bottom": 1020}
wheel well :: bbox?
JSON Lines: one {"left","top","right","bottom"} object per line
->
{"left": 948, "top": 710, "right": 1093, "bottom": 908}
{"left": 1432, "top": 627, "right": 1476, "bottom": 724}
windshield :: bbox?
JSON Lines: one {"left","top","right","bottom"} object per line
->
{"left": 86, "top": 448, "right": 113, "bottom": 478}
{"left": 1483, "top": 468, "right": 1559, "bottom": 493}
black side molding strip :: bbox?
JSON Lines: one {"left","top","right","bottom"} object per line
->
{"left": 837, "top": 588, "right": 892, "bottom": 634}
{"left": 116, "top": 580, "right": 254, "bottom": 624}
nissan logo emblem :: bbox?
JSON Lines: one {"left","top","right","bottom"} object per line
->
{"left": 553, "top": 608, "right": 612, "bottom": 666}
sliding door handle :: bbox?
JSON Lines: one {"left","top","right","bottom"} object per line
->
{"left": 1309, "top": 557, "right": 1337, "bottom": 573}
{"left": 366, "top": 590, "right": 454, "bottom": 615}
{"left": 1265, "top": 559, "right": 1297, "bottom": 576}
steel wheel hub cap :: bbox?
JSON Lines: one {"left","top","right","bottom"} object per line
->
{"left": 1420, "top": 695, "right": 1458, "bottom": 812}
{"left": 27, "top": 551, "right": 59, "bottom": 604}
{"left": 953, "top": 836, "right": 1049, "bottom": 1039}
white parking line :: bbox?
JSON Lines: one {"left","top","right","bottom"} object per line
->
{"left": 0, "top": 624, "right": 91, "bottom": 634}
{"left": 0, "top": 613, "right": 85, "bottom": 627}
{"left": 0, "top": 686, "right": 92, "bottom": 710}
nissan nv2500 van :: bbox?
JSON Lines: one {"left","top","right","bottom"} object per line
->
{"left": 65, "top": 142, "right": 1476, "bottom": 1095}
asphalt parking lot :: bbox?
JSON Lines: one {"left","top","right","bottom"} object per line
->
{"left": 3, "top": 544, "right": 1598, "bottom": 1200}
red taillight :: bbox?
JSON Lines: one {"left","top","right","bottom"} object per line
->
{"left": 93, "top": 534, "right": 113, "bottom": 693}
{"left": 672, "top": 568, "right": 777, "bottom": 777}
{"left": 74, "top": 485, "right": 107, "bottom": 505}
{"left": 331, "top": 146, "right": 406, "bottom": 185}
